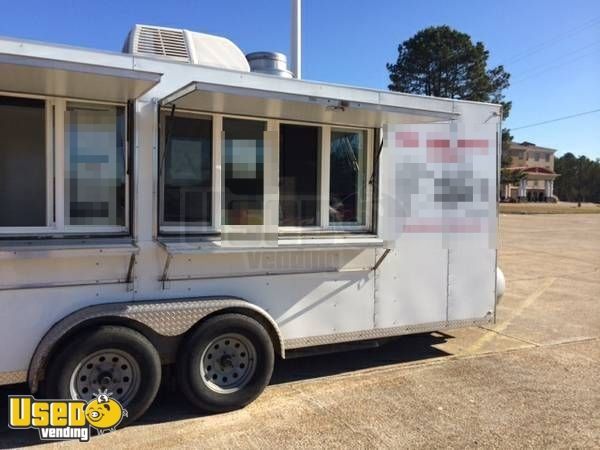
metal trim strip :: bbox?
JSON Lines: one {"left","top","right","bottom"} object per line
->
{"left": 0, "top": 279, "right": 131, "bottom": 292}
{"left": 284, "top": 315, "right": 493, "bottom": 349}
{"left": 0, "top": 244, "right": 139, "bottom": 260}
{"left": 163, "top": 266, "right": 372, "bottom": 283}
{"left": 0, "top": 53, "right": 161, "bottom": 82}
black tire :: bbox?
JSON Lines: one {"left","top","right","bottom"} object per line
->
{"left": 177, "top": 314, "right": 274, "bottom": 413}
{"left": 44, "top": 325, "right": 161, "bottom": 425}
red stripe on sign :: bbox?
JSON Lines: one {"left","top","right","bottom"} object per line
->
{"left": 446, "top": 223, "right": 482, "bottom": 233}
{"left": 458, "top": 139, "right": 489, "bottom": 148}
{"left": 427, "top": 147, "right": 459, "bottom": 163}
{"left": 403, "top": 224, "right": 443, "bottom": 233}
{"left": 395, "top": 131, "right": 419, "bottom": 148}
{"left": 427, "top": 139, "right": 450, "bottom": 148}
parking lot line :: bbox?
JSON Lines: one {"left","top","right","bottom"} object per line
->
{"left": 463, "top": 276, "right": 556, "bottom": 354}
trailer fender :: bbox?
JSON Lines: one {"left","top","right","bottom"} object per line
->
{"left": 27, "top": 297, "right": 285, "bottom": 393}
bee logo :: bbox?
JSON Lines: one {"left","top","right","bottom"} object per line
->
{"left": 84, "top": 390, "right": 127, "bottom": 434}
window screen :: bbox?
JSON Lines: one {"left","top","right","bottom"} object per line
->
{"left": 279, "top": 124, "right": 319, "bottom": 226}
{"left": 0, "top": 96, "right": 46, "bottom": 227}
{"left": 329, "top": 130, "right": 366, "bottom": 225}
{"left": 223, "top": 118, "right": 265, "bottom": 225}
{"left": 65, "top": 103, "right": 126, "bottom": 226}
{"left": 162, "top": 114, "right": 212, "bottom": 225}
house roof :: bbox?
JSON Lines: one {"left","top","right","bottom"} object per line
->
{"left": 504, "top": 166, "right": 556, "bottom": 174}
{"left": 509, "top": 141, "right": 557, "bottom": 153}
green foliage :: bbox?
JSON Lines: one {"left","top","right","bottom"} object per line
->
{"left": 501, "top": 129, "right": 514, "bottom": 168}
{"left": 500, "top": 167, "right": 525, "bottom": 187}
{"left": 555, "top": 153, "right": 600, "bottom": 203}
{"left": 387, "top": 25, "right": 511, "bottom": 118}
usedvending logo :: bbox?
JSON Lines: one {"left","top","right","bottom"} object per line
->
{"left": 8, "top": 389, "right": 127, "bottom": 442}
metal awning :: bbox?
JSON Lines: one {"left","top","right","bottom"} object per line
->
{"left": 0, "top": 53, "right": 162, "bottom": 102}
{"left": 161, "top": 81, "right": 459, "bottom": 128}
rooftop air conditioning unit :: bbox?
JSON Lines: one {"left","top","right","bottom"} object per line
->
{"left": 123, "top": 24, "right": 250, "bottom": 72}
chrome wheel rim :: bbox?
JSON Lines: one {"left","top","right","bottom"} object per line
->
{"left": 69, "top": 349, "right": 140, "bottom": 405}
{"left": 200, "top": 333, "right": 257, "bottom": 393}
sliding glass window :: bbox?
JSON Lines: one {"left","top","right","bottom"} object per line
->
{"left": 161, "top": 113, "right": 212, "bottom": 226}
{"left": 65, "top": 103, "right": 126, "bottom": 227}
{"left": 329, "top": 129, "right": 367, "bottom": 225}
{"left": 223, "top": 118, "right": 266, "bottom": 225}
{"left": 279, "top": 124, "right": 320, "bottom": 226}
{"left": 0, "top": 96, "right": 47, "bottom": 227}
{"left": 155, "top": 113, "right": 372, "bottom": 235}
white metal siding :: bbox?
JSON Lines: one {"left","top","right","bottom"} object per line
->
{"left": 374, "top": 243, "right": 448, "bottom": 327}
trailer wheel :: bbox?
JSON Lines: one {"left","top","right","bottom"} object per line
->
{"left": 177, "top": 314, "right": 274, "bottom": 413}
{"left": 44, "top": 325, "right": 161, "bottom": 424}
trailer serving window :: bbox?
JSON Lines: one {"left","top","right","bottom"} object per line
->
{"left": 329, "top": 129, "right": 368, "bottom": 227}
{"left": 160, "top": 112, "right": 213, "bottom": 228}
{"left": 65, "top": 103, "right": 126, "bottom": 228}
{"left": 278, "top": 123, "right": 372, "bottom": 232}
{"left": 223, "top": 118, "right": 266, "bottom": 226}
{"left": 0, "top": 96, "right": 48, "bottom": 228}
{"left": 279, "top": 124, "right": 320, "bottom": 227}
{"left": 158, "top": 111, "right": 373, "bottom": 236}
{"left": 0, "top": 94, "right": 129, "bottom": 235}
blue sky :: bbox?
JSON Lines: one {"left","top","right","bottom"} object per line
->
{"left": 1, "top": 0, "right": 599, "bottom": 159}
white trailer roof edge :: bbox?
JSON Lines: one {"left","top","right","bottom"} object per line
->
{"left": 0, "top": 35, "right": 502, "bottom": 112}
{"left": 0, "top": 34, "right": 139, "bottom": 67}
{"left": 0, "top": 60, "right": 161, "bottom": 106}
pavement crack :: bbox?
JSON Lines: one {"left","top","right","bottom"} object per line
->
{"left": 477, "top": 326, "right": 540, "bottom": 346}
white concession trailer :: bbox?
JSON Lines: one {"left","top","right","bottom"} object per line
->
{"left": 0, "top": 24, "right": 504, "bottom": 422}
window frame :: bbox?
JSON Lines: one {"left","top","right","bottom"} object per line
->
{"left": 62, "top": 100, "right": 129, "bottom": 233}
{"left": 158, "top": 109, "right": 216, "bottom": 233}
{"left": 278, "top": 120, "right": 323, "bottom": 232}
{"left": 221, "top": 116, "right": 275, "bottom": 232}
{"left": 325, "top": 126, "right": 372, "bottom": 231}
{"left": 157, "top": 110, "right": 374, "bottom": 237}
{"left": 277, "top": 120, "right": 373, "bottom": 234}
{"left": 0, "top": 92, "right": 129, "bottom": 236}
{"left": 0, "top": 92, "right": 53, "bottom": 234}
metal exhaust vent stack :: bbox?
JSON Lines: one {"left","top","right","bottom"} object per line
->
{"left": 246, "top": 52, "right": 294, "bottom": 78}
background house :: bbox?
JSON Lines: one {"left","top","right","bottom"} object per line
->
{"left": 502, "top": 141, "right": 559, "bottom": 202}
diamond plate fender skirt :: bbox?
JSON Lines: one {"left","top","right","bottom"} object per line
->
{"left": 27, "top": 296, "right": 285, "bottom": 392}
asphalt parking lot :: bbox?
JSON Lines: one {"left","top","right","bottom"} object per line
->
{"left": 1, "top": 214, "right": 599, "bottom": 448}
